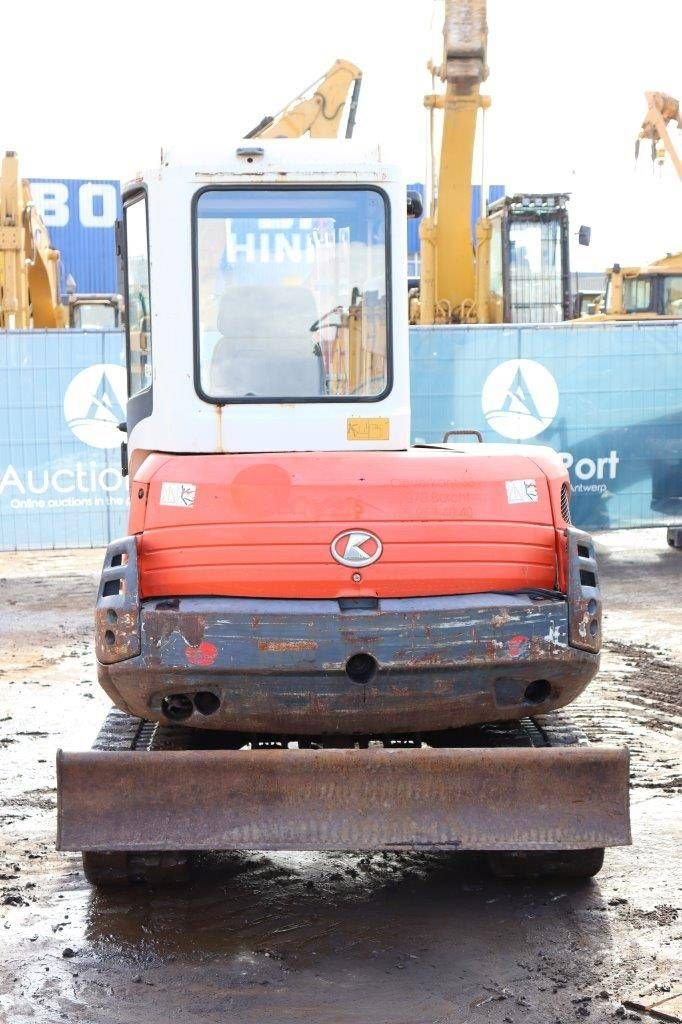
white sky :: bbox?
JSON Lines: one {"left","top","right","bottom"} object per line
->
{"left": 4, "top": 0, "right": 681, "bottom": 271}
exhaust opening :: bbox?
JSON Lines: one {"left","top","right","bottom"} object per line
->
{"left": 194, "top": 691, "right": 220, "bottom": 716}
{"left": 161, "top": 694, "right": 194, "bottom": 721}
{"left": 524, "top": 679, "right": 552, "bottom": 705}
{"left": 345, "top": 652, "right": 378, "bottom": 685}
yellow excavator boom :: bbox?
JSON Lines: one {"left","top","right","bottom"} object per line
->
{"left": 0, "top": 151, "right": 122, "bottom": 331}
{"left": 636, "top": 91, "right": 682, "bottom": 181}
{"left": 245, "top": 59, "right": 362, "bottom": 140}
{"left": 419, "top": 0, "right": 490, "bottom": 324}
{"left": 0, "top": 151, "right": 67, "bottom": 329}
{"left": 586, "top": 92, "right": 682, "bottom": 320}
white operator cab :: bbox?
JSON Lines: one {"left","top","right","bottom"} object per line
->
{"left": 119, "top": 141, "right": 411, "bottom": 477}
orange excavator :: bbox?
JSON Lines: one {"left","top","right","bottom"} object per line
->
{"left": 55, "top": 15, "right": 630, "bottom": 889}
{"left": 56, "top": 137, "right": 630, "bottom": 886}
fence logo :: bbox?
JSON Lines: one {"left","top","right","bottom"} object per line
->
{"left": 482, "top": 359, "right": 559, "bottom": 440}
{"left": 63, "top": 364, "right": 127, "bottom": 449}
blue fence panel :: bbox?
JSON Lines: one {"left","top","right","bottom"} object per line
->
{"left": 410, "top": 322, "right": 682, "bottom": 531}
{"left": 0, "top": 331, "right": 127, "bottom": 550}
{"left": 1, "top": 324, "right": 680, "bottom": 549}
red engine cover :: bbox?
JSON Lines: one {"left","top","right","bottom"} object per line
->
{"left": 131, "top": 449, "right": 567, "bottom": 600}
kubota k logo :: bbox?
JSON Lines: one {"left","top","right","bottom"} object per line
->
{"left": 330, "top": 530, "right": 383, "bottom": 568}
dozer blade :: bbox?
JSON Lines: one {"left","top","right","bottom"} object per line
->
{"left": 57, "top": 746, "right": 631, "bottom": 853}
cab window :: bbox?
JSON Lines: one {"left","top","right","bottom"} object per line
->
{"left": 124, "top": 195, "right": 152, "bottom": 395}
{"left": 71, "top": 301, "right": 119, "bottom": 330}
{"left": 622, "top": 277, "right": 652, "bottom": 313}
{"left": 662, "top": 275, "right": 682, "bottom": 316}
{"left": 194, "top": 187, "right": 390, "bottom": 402}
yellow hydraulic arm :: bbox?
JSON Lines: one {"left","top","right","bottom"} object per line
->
{"left": 419, "top": 0, "right": 490, "bottom": 324}
{"left": 636, "top": 91, "right": 682, "bottom": 181}
{"left": 0, "top": 151, "right": 67, "bottom": 329}
{"left": 245, "top": 59, "right": 362, "bottom": 140}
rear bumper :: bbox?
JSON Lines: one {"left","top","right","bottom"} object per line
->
{"left": 96, "top": 529, "right": 601, "bottom": 734}
{"left": 98, "top": 592, "right": 600, "bottom": 735}
{"left": 56, "top": 736, "right": 630, "bottom": 853}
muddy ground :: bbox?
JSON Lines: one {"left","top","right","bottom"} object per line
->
{"left": 0, "top": 529, "right": 680, "bottom": 1024}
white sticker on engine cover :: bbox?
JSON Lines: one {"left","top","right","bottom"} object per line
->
{"left": 505, "top": 479, "right": 538, "bottom": 504}
{"left": 160, "top": 482, "right": 196, "bottom": 508}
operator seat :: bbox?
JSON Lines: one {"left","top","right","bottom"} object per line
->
{"left": 209, "top": 285, "right": 326, "bottom": 397}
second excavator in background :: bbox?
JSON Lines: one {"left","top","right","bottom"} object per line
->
{"left": 412, "top": 0, "right": 587, "bottom": 326}
{"left": 592, "top": 254, "right": 682, "bottom": 321}
{"left": 0, "top": 151, "right": 122, "bottom": 331}
{"left": 636, "top": 90, "right": 682, "bottom": 182}
{"left": 245, "top": 59, "right": 362, "bottom": 140}
{"left": 585, "top": 91, "right": 682, "bottom": 322}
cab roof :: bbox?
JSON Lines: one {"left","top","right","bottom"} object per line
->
{"left": 124, "top": 140, "right": 398, "bottom": 193}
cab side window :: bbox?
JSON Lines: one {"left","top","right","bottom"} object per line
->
{"left": 124, "top": 196, "right": 152, "bottom": 395}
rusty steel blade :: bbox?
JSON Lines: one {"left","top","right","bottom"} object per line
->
{"left": 57, "top": 746, "right": 631, "bottom": 853}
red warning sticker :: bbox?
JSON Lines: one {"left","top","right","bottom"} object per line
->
{"left": 185, "top": 641, "right": 218, "bottom": 666}
{"left": 507, "top": 634, "right": 530, "bottom": 658}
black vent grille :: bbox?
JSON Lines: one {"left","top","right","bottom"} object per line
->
{"left": 560, "top": 483, "right": 572, "bottom": 524}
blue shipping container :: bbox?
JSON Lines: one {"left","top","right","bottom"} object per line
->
{"left": 29, "top": 179, "right": 121, "bottom": 295}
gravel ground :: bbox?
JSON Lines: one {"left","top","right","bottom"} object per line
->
{"left": 0, "top": 529, "right": 680, "bottom": 1024}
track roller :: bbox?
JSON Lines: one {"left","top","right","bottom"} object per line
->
{"left": 82, "top": 850, "right": 191, "bottom": 887}
{"left": 486, "top": 847, "right": 605, "bottom": 880}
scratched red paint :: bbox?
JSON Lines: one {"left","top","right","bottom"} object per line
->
{"left": 507, "top": 634, "right": 530, "bottom": 658}
{"left": 185, "top": 642, "right": 218, "bottom": 666}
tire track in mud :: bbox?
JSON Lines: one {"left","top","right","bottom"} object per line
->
{"left": 568, "top": 640, "right": 681, "bottom": 794}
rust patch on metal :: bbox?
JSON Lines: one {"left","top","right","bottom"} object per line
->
{"left": 148, "top": 611, "right": 206, "bottom": 649}
{"left": 257, "top": 639, "right": 318, "bottom": 653}
{"left": 340, "top": 630, "right": 381, "bottom": 644}
{"left": 394, "top": 650, "right": 447, "bottom": 667}
{"left": 95, "top": 608, "right": 140, "bottom": 664}
{"left": 490, "top": 609, "right": 511, "bottom": 628}
{"left": 214, "top": 404, "right": 224, "bottom": 453}
{"left": 484, "top": 639, "right": 501, "bottom": 661}
{"left": 527, "top": 636, "right": 539, "bottom": 657}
